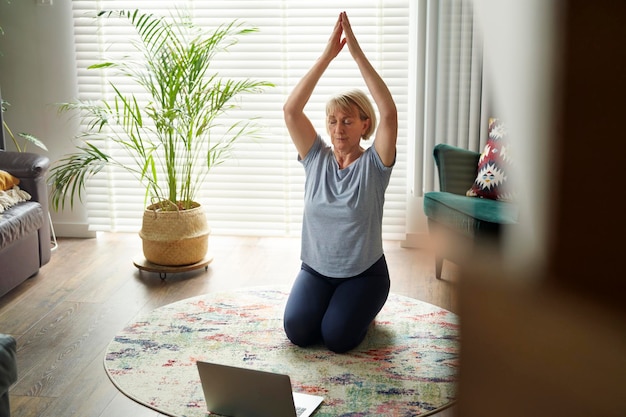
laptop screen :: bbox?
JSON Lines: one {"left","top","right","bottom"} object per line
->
{"left": 196, "top": 361, "right": 323, "bottom": 417}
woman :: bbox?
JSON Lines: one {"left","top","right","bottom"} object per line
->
{"left": 282, "top": 12, "right": 398, "bottom": 353}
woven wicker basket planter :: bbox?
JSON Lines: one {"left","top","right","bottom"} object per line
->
{"left": 139, "top": 202, "right": 210, "bottom": 266}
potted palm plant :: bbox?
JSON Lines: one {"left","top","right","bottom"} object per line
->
{"left": 49, "top": 9, "right": 272, "bottom": 266}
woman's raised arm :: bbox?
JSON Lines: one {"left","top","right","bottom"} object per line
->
{"left": 341, "top": 12, "right": 398, "bottom": 167}
{"left": 283, "top": 15, "right": 346, "bottom": 160}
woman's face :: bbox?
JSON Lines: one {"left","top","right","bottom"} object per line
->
{"left": 326, "top": 105, "right": 370, "bottom": 154}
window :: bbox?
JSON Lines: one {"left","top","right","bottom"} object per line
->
{"left": 71, "top": 1, "right": 410, "bottom": 239}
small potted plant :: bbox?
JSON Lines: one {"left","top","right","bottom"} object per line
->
{"left": 2, "top": 7, "right": 46, "bottom": 153}
{"left": 1, "top": 98, "right": 48, "bottom": 152}
{"left": 49, "top": 9, "right": 273, "bottom": 265}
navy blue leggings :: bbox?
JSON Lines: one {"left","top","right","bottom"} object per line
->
{"left": 283, "top": 255, "right": 390, "bottom": 353}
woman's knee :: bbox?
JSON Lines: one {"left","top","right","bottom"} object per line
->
{"left": 284, "top": 314, "right": 320, "bottom": 347}
{"left": 321, "top": 319, "right": 368, "bottom": 353}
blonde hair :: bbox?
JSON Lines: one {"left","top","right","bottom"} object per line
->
{"left": 326, "top": 89, "right": 377, "bottom": 140}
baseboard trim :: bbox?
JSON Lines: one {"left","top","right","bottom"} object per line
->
{"left": 52, "top": 222, "right": 97, "bottom": 238}
{"left": 401, "top": 232, "right": 431, "bottom": 249}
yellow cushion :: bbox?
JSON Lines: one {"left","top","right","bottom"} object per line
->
{"left": 0, "top": 170, "right": 20, "bottom": 191}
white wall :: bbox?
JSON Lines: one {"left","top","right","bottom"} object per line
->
{"left": 0, "top": 0, "right": 95, "bottom": 237}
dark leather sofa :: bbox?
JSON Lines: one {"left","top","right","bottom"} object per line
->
{"left": 0, "top": 334, "right": 17, "bottom": 417}
{"left": 0, "top": 151, "right": 51, "bottom": 298}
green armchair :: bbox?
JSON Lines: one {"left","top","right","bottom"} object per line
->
{"left": 423, "top": 143, "right": 518, "bottom": 279}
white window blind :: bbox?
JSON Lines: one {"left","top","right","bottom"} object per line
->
{"left": 70, "top": 0, "right": 410, "bottom": 239}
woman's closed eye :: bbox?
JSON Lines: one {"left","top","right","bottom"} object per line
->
{"left": 329, "top": 119, "right": 353, "bottom": 126}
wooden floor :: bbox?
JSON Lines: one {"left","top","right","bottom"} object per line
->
{"left": 0, "top": 233, "right": 459, "bottom": 417}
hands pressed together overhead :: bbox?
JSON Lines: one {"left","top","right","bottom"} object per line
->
{"left": 323, "top": 12, "right": 364, "bottom": 63}
{"left": 283, "top": 11, "right": 397, "bottom": 167}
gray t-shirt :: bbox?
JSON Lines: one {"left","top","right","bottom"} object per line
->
{"left": 299, "top": 135, "right": 394, "bottom": 278}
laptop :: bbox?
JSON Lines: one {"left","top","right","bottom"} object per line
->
{"left": 196, "top": 360, "right": 324, "bottom": 417}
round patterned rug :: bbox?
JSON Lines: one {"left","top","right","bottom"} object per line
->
{"left": 104, "top": 287, "right": 459, "bottom": 416}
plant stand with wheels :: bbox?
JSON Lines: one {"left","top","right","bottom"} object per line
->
{"left": 133, "top": 255, "right": 213, "bottom": 280}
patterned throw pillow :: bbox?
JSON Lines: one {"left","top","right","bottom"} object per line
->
{"left": 0, "top": 170, "right": 20, "bottom": 191}
{"left": 466, "top": 118, "right": 515, "bottom": 201}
